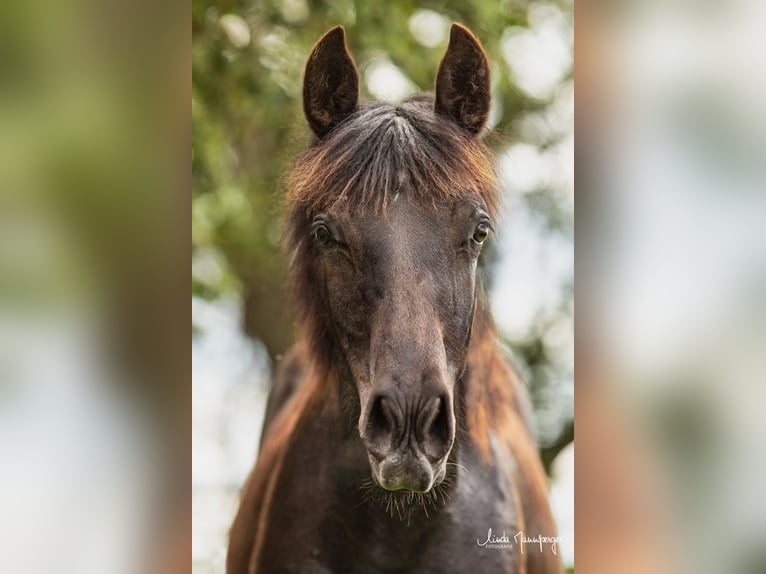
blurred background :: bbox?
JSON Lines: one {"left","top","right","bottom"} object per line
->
{"left": 192, "top": 0, "right": 574, "bottom": 573}
{"left": 0, "top": 1, "right": 188, "bottom": 573}
{"left": 578, "top": 0, "right": 766, "bottom": 573}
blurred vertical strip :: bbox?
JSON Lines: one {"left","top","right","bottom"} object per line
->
{"left": 577, "top": 0, "right": 766, "bottom": 573}
{"left": 0, "top": 0, "right": 188, "bottom": 573}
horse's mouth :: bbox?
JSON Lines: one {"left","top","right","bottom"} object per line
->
{"left": 367, "top": 453, "right": 447, "bottom": 494}
{"left": 362, "top": 460, "right": 452, "bottom": 522}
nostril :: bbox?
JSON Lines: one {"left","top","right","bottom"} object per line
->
{"left": 432, "top": 396, "right": 450, "bottom": 443}
{"left": 369, "top": 395, "right": 390, "bottom": 432}
{"left": 421, "top": 394, "right": 453, "bottom": 461}
{"left": 364, "top": 394, "right": 397, "bottom": 457}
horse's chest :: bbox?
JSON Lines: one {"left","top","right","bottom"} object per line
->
{"left": 259, "top": 485, "right": 523, "bottom": 574}
{"left": 253, "top": 421, "right": 526, "bottom": 573}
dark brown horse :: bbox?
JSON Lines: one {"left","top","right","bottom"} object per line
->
{"left": 228, "top": 24, "right": 562, "bottom": 574}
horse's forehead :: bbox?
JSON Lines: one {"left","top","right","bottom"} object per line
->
{"left": 340, "top": 196, "right": 450, "bottom": 238}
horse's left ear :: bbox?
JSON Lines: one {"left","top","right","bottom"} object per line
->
{"left": 303, "top": 26, "right": 359, "bottom": 138}
{"left": 434, "top": 24, "right": 491, "bottom": 136}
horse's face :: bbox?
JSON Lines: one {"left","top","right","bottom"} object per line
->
{"left": 314, "top": 193, "right": 490, "bottom": 491}
{"left": 299, "top": 25, "right": 492, "bottom": 493}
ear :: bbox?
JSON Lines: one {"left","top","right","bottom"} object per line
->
{"left": 434, "top": 24, "right": 491, "bottom": 135}
{"left": 303, "top": 26, "right": 359, "bottom": 138}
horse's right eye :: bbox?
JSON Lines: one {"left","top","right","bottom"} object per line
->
{"left": 313, "top": 224, "right": 333, "bottom": 246}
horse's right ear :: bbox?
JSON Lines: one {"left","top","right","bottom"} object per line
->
{"left": 303, "top": 26, "right": 359, "bottom": 138}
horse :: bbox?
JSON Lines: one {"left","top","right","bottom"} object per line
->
{"left": 227, "top": 24, "right": 562, "bottom": 574}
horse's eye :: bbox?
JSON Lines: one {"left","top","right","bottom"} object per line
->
{"left": 472, "top": 222, "right": 490, "bottom": 244}
{"left": 313, "top": 224, "right": 333, "bottom": 246}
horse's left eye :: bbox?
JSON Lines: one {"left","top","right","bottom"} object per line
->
{"left": 313, "top": 224, "right": 334, "bottom": 246}
{"left": 472, "top": 222, "right": 490, "bottom": 244}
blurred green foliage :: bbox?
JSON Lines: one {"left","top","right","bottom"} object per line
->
{"left": 192, "top": 0, "right": 573, "bottom": 458}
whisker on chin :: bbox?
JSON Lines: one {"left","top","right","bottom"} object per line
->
{"left": 357, "top": 465, "right": 456, "bottom": 523}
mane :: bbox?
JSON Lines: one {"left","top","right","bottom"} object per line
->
{"left": 287, "top": 94, "right": 498, "bottom": 217}
{"left": 283, "top": 93, "right": 499, "bottom": 377}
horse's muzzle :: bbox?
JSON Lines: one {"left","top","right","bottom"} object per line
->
{"left": 368, "top": 450, "right": 448, "bottom": 493}
{"left": 361, "top": 388, "right": 455, "bottom": 493}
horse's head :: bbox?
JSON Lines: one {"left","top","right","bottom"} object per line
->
{"left": 289, "top": 25, "right": 495, "bottom": 493}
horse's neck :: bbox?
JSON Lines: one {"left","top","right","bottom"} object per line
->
{"left": 462, "top": 297, "right": 536, "bottom": 446}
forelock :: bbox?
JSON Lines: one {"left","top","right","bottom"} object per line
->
{"left": 287, "top": 95, "right": 498, "bottom": 217}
